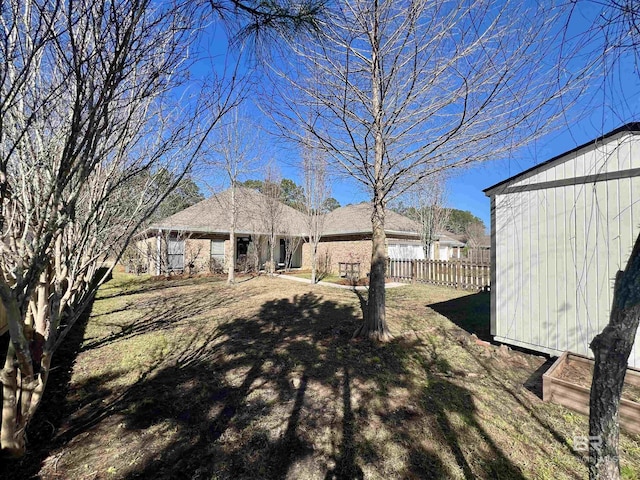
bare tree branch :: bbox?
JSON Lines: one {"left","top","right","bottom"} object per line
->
{"left": 267, "top": 0, "right": 591, "bottom": 340}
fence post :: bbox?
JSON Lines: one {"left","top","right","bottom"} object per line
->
{"left": 454, "top": 261, "right": 459, "bottom": 289}
{"left": 411, "top": 259, "right": 416, "bottom": 284}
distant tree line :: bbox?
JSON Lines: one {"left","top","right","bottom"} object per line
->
{"left": 390, "top": 204, "right": 486, "bottom": 237}
{"left": 241, "top": 178, "right": 340, "bottom": 213}
{"left": 137, "top": 169, "right": 205, "bottom": 223}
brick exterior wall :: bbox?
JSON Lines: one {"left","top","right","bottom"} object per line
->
{"left": 302, "top": 237, "right": 373, "bottom": 277}
{"left": 138, "top": 232, "right": 419, "bottom": 277}
{"left": 136, "top": 234, "right": 234, "bottom": 276}
{"left": 184, "top": 238, "right": 211, "bottom": 273}
{"left": 134, "top": 237, "right": 159, "bottom": 275}
{"left": 301, "top": 235, "right": 422, "bottom": 278}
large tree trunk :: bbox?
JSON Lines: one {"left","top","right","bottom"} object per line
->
{"left": 589, "top": 232, "right": 640, "bottom": 480}
{"left": 353, "top": 12, "right": 391, "bottom": 342}
{"left": 354, "top": 199, "right": 392, "bottom": 341}
{"left": 1, "top": 343, "right": 21, "bottom": 456}
{"left": 0, "top": 293, "right": 35, "bottom": 457}
{"left": 0, "top": 271, "right": 53, "bottom": 457}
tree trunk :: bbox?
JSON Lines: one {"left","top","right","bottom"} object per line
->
{"left": 352, "top": 10, "right": 391, "bottom": 342}
{"left": 311, "top": 243, "right": 317, "bottom": 284}
{"left": 1, "top": 343, "right": 21, "bottom": 456}
{"left": 354, "top": 200, "right": 392, "bottom": 341}
{"left": 589, "top": 232, "right": 640, "bottom": 480}
{"left": 269, "top": 236, "right": 275, "bottom": 275}
{"left": 0, "top": 283, "right": 36, "bottom": 456}
{"left": 228, "top": 230, "right": 236, "bottom": 283}
{"left": 228, "top": 186, "right": 236, "bottom": 284}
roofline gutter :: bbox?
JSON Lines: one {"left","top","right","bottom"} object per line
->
{"left": 483, "top": 122, "right": 640, "bottom": 196}
{"left": 136, "top": 227, "right": 422, "bottom": 240}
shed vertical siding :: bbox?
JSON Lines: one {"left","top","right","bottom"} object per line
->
{"left": 490, "top": 131, "right": 640, "bottom": 367}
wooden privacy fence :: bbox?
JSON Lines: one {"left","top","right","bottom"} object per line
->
{"left": 387, "top": 258, "right": 490, "bottom": 290}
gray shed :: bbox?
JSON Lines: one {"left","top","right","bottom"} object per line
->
{"left": 484, "top": 123, "right": 640, "bottom": 367}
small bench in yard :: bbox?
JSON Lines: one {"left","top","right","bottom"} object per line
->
{"left": 339, "top": 262, "right": 360, "bottom": 279}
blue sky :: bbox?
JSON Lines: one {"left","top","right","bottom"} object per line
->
{"left": 196, "top": 2, "right": 640, "bottom": 231}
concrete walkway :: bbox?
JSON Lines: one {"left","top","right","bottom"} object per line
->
{"left": 275, "top": 273, "right": 406, "bottom": 291}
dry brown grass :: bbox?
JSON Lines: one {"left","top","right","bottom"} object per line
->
{"left": 3, "top": 272, "right": 640, "bottom": 479}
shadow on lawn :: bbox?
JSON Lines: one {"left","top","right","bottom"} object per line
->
{"left": 429, "top": 291, "right": 491, "bottom": 341}
{"left": 96, "top": 273, "right": 233, "bottom": 300}
{"left": 5, "top": 279, "right": 526, "bottom": 479}
{"left": 79, "top": 284, "right": 231, "bottom": 352}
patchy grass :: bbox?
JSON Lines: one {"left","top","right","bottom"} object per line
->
{"left": 286, "top": 271, "right": 347, "bottom": 284}
{"left": 4, "top": 272, "right": 640, "bottom": 479}
{"left": 286, "top": 271, "right": 391, "bottom": 287}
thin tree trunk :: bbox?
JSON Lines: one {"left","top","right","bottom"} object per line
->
{"left": 311, "top": 243, "right": 317, "bottom": 284}
{"left": 589, "top": 232, "right": 640, "bottom": 480}
{"left": 228, "top": 230, "right": 236, "bottom": 283}
{"left": 269, "top": 229, "right": 277, "bottom": 275}
{"left": 228, "top": 185, "right": 236, "bottom": 283}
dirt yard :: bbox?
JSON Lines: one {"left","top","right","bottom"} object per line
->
{"left": 2, "top": 272, "right": 639, "bottom": 479}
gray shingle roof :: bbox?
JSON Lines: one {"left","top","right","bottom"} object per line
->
{"left": 146, "top": 191, "right": 438, "bottom": 240}
{"left": 148, "top": 187, "right": 308, "bottom": 236}
{"left": 323, "top": 203, "right": 420, "bottom": 236}
{"left": 436, "top": 232, "right": 466, "bottom": 247}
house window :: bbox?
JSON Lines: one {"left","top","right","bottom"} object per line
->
{"left": 167, "top": 236, "right": 184, "bottom": 272}
{"left": 211, "top": 239, "right": 225, "bottom": 267}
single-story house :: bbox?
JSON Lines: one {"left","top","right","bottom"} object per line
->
{"left": 449, "top": 233, "right": 491, "bottom": 263}
{"left": 484, "top": 123, "right": 640, "bottom": 367}
{"left": 136, "top": 187, "right": 307, "bottom": 274}
{"left": 431, "top": 232, "right": 466, "bottom": 260}
{"left": 135, "top": 186, "right": 465, "bottom": 277}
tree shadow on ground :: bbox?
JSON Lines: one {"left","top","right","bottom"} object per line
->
{"left": 96, "top": 273, "right": 229, "bottom": 300}
{"left": 524, "top": 357, "right": 556, "bottom": 399}
{"left": 79, "top": 283, "right": 231, "bottom": 352}
{"left": 5, "top": 278, "right": 528, "bottom": 479}
{"left": 429, "top": 291, "right": 491, "bottom": 341}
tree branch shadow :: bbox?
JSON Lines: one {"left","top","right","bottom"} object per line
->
{"left": 3, "top": 276, "right": 560, "bottom": 479}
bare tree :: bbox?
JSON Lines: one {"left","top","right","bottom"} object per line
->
{"left": 208, "top": 110, "right": 261, "bottom": 283}
{"left": 270, "top": 0, "right": 587, "bottom": 340}
{"left": 0, "top": 0, "right": 253, "bottom": 456}
{"left": 463, "top": 221, "right": 486, "bottom": 262}
{"left": 282, "top": 235, "right": 302, "bottom": 271}
{"left": 401, "top": 174, "right": 449, "bottom": 260}
{"left": 247, "top": 233, "right": 266, "bottom": 272}
{"left": 261, "top": 166, "right": 284, "bottom": 274}
{"left": 302, "top": 137, "right": 330, "bottom": 283}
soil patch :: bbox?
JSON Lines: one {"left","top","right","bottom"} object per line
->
{"left": 556, "top": 358, "right": 640, "bottom": 403}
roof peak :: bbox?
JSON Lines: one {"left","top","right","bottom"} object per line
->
{"left": 484, "top": 122, "right": 640, "bottom": 195}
